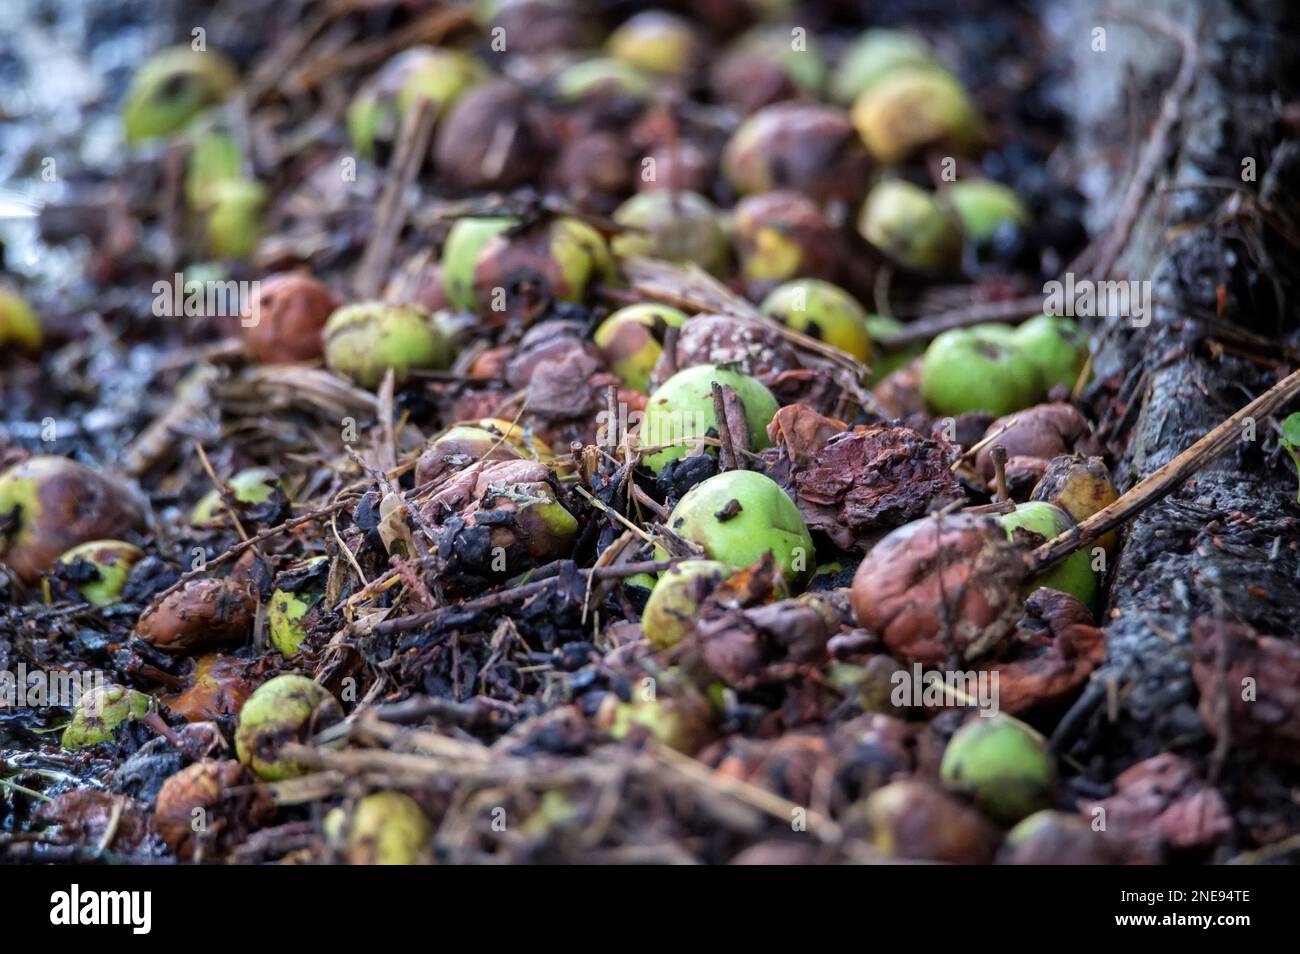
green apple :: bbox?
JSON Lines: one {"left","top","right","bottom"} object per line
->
{"left": 121, "top": 46, "right": 238, "bottom": 145}
{"left": 948, "top": 178, "right": 1029, "bottom": 243}
{"left": 325, "top": 791, "right": 432, "bottom": 865}
{"left": 205, "top": 177, "right": 266, "bottom": 260}
{"left": 235, "top": 674, "right": 342, "bottom": 781}
{"left": 190, "top": 467, "right": 282, "bottom": 526}
{"left": 611, "top": 191, "right": 729, "bottom": 277}
{"left": 606, "top": 687, "right": 712, "bottom": 754}
{"left": 858, "top": 179, "right": 962, "bottom": 272}
{"left": 593, "top": 304, "right": 688, "bottom": 393}
{"left": 832, "top": 29, "right": 938, "bottom": 104}
{"left": 347, "top": 47, "right": 483, "bottom": 158}
{"left": 62, "top": 685, "right": 152, "bottom": 749}
{"left": 624, "top": 571, "right": 656, "bottom": 596}
{"left": 851, "top": 65, "right": 982, "bottom": 163}
{"left": 440, "top": 216, "right": 518, "bottom": 311}
{"left": 1012, "top": 314, "right": 1089, "bottom": 393}
{"left": 53, "top": 540, "right": 144, "bottom": 607}
{"left": 660, "top": 470, "right": 814, "bottom": 587}
{"left": 606, "top": 10, "right": 700, "bottom": 75}
{"left": 940, "top": 714, "right": 1055, "bottom": 825}
{"left": 0, "top": 285, "right": 43, "bottom": 354}
{"left": 641, "top": 559, "right": 730, "bottom": 649}
{"left": 0, "top": 456, "right": 147, "bottom": 584}
{"left": 759, "top": 279, "right": 871, "bottom": 363}
{"left": 548, "top": 216, "right": 616, "bottom": 296}
{"left": 442, "top": 216, "right": 612, "bottom": 316}
{"left": 919, "top": 324, "right": 1044, "bottom": 416}
{"left": 641, "top": 364, "right": 779, "bottom": 472}
{"left": 268, "top": 556, "right": 329, "bottom": 657}
{"left": 999, "top": 501, "right": 1096, "bottom": 607}
{"left": 554, "top": 57, "right": 651, "bottom": 102}
{"left": 324, "top": 302, "right": 451, "bottom": 388}
{"left": 184, "top": 129, "right": 242, "bottom": 212}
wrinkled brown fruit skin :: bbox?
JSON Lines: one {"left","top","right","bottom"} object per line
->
{"left": 1003, "top": 455, "right": 1050, "bottom": 499}
{"left": 161, "top": 653, "right": 257, "bottom": 721}
{"left": 425, "top": 458, "right": 575, "bottom": 563}
{"left": 729, "top": 841, "right": 822, "bottom": 864}
{"left": 998, "top": 811, "right": 1134, "bottom": 864}
{"left": 988, "top": 588, "right": 1106, "bottom": 715}
{"left": 974, "top": 403, "right": 1094, "bottom": 483}
{"left": 866, "top": 780, "right": 998, "bottom": 864}
{"left": 434, "top": 80, "right": 554, "bottom": 191}
{"left": 636, "top": 141, "right": 712, "bottom": 194}
{"left": 710, "top": 53, "right": 800, "bottom": 114}
{"left": 35, "top": 788, "right": 160, "bottom": 856}
{"left": 732, "top": 191, "right": 847, "bottom": 287}
{"left": 710, "top": 733, "right": 831, "bottom": 806}
{"left": 487, "top": 1, "right": 594, "bottom": 54}
{"left": 1082, "top": 753, "right": 1232, "bottom": 854}
{"left": 414, "top": 432, "right": 522, "bottom": 486}
{"left": 550, "top": 132, "right": 630, "bottom": 214}
{"left": 725, "top": 104, "right": 872, "bottom": 205}
{"left": 656, "top": 314, "right": 800, "bottom": 389}
{"left": 850, "top": 513, "right": 1029, "bottom": 665}
{"left": 0, "top": 457, "right": 147, "bottom": 583}
{"left": 154, "top": 759, "right": 246, "bottom": 854}
{"left": 240, "top": 272, "right": 338, "bottom": 363}
{"left": 472, "top": 237, "right": 589, "bottom": 329}
{"left": 871, "top": 357, "right": 926, "bottom": 419}
{"left": 137, "top": 578, "right": 257, "bottom": 653}
{"left": 790, "top": 424, "right": 962, "bottom": 551}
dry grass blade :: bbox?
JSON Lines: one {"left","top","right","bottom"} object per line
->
{"left": 235, "top": 365, "right": 379, "bottom": 418}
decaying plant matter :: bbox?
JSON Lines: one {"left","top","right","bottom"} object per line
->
{"left": 2, "top": 0, "right": 1299, "bottom": 868}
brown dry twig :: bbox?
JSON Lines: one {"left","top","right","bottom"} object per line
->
{"left": 1033, "top": 365, "right": 1300, "bottom": 569}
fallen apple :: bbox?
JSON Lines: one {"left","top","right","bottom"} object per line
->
{"left": 641, "top": 364, "right": 779, "bottom": 472}
{"left": 593, "top": 303, "right": 689, "bottom": 393}
{"left": 940, "top": 713, "right": 1056, "bottom": 825}
{"left": 641, "top": 559, "right": 731, "bottom": 649}
{"left": 234, "top": 674, "right": 342, "bottom": 781}
{"left": 661, "top": 469, "right": 814, "bottom": 587}
{"left": 759, "top": 279, "right": 872, "bottom": 363}
{"left": 919, "top": 324, "right": 1044, "bottom": 416}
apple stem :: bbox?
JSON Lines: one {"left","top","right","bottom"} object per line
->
{"left": 990, "top": 444, "right": 1009, "bottom": 502}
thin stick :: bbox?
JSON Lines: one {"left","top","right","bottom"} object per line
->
{"left": 990, "top": 445, "right": 1009, "bottom": 502}
{"left": 354, "top": 98, "right": 438, "bottom": 299}
{"left": 575, "top": 485, "right": 653, "bottom": 543}
{"left": 372, "top": 559, "right": 682, "bottom": 636}
{"left": 711, "top": 381, "right": 738, "bottom": 471}
{"left": 953, "top": 415, "right": 1018, "bottom": 467}
{"left": 154, "top": 497, "right": 354, "bottom": 602}
{"left": 1033, "top": 366, "right": 1300, "bottom": 569}
{"left": 193, "top": 442, "right": 251, "bottom": 543}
